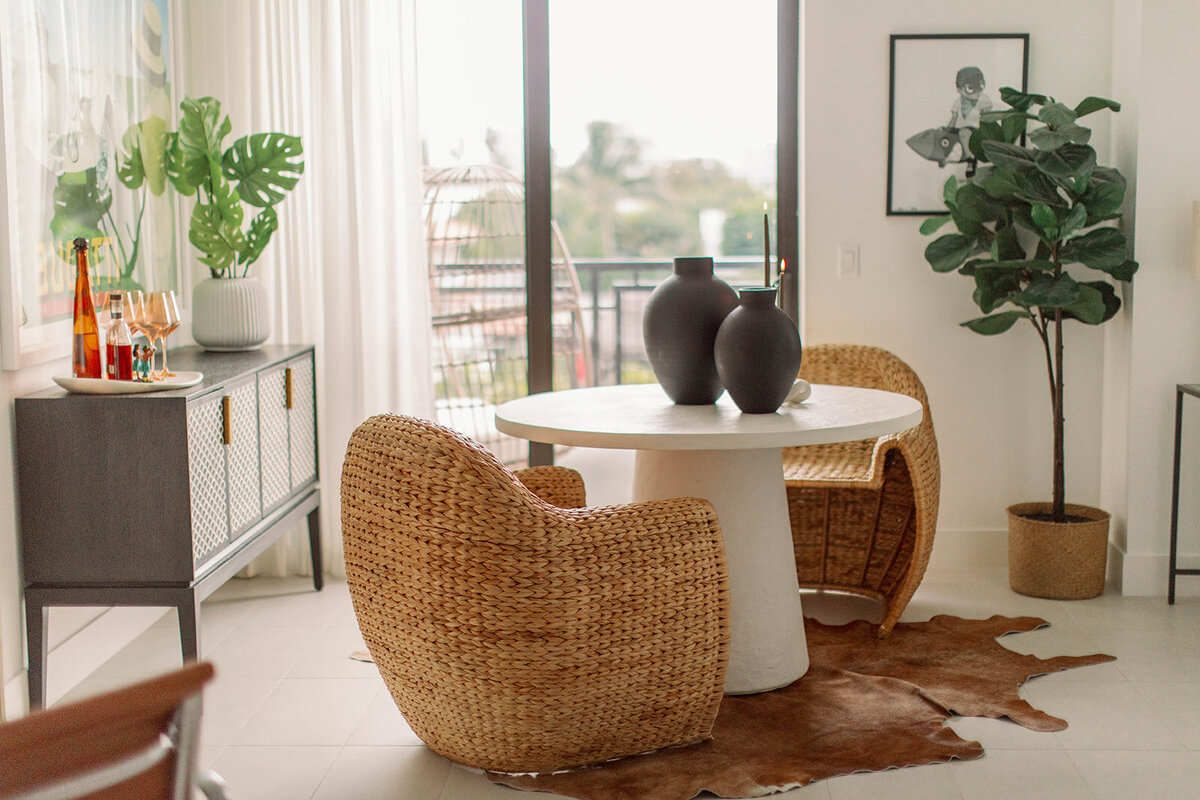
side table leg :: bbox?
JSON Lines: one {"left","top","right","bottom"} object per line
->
{"left": 178, "top": 590, "right": 201, "bottom": 664}
{"left": 1170, "top": 388, "right": 1185, "bottom": 605}
{"left": 25, "top": 597, "right": 48, "bottom": 709}
{"left": 633, "top": 447, "right": 809, "bottom": 694}
{"left": 308, "top": 506, "right": 323, "bottom": 591}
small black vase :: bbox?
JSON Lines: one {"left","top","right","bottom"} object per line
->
{"left": 643, "top": 256, "right": 739, "bottom": 404}
{"left": 714, "top": 288, "right": 802, "bottom": 414}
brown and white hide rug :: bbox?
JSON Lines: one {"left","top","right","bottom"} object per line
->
{"left": 489, "top": 614, "right": 1115, "bottom": 800}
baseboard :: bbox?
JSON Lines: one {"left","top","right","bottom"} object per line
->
{"left": 926, "top": 528, "right": 1007, "bottom": 571}
{"left": 1114, "top": 543, "right": 1200, "bottom": 597}
{"left": 2, "top": 605, "right": 169, "bottom": 719}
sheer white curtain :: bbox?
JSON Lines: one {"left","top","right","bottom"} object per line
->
{"left": 179, "top": 0, "right": 433, "bottom": 577}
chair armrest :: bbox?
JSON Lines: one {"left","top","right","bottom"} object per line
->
{"left": 514, "top": 465, "right": 587, "bottom": 508}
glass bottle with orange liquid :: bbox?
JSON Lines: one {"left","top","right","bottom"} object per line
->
{"left": 71, "top": 238, "right": 101, "bottom": 379}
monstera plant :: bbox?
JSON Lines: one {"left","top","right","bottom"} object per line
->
{"left": 920, "top": 88, "right": 1136, "bottom": 599}
{"left": 163, "top": 96, "right": 304, "bottom": 278}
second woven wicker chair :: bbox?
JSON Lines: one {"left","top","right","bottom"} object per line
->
{"left": 341, "top": 414, "right": 731, "bottom": 773}
{"left": 784, "top": 345, "right": 940, "bottom": 637}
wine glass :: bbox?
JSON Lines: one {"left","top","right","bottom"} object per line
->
{"left": 145, "top": 291, "right": 181, "bottom": 378}
{"left": 123, "top": 290, "right": 146, "bottom": 337}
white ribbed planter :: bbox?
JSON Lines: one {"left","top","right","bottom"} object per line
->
{"left": 191, "top": 277, "right": 270, "bottom": 351}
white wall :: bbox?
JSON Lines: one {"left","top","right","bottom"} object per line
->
{"left": 1118, "top": 0, "right": 1200, "bottom": 593}
{"left": 804, "top": 0, "right": 1118, "bottom": 565}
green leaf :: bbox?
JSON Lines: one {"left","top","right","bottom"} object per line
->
{"left": 988, "top": 258, "right": 1055, "bottom": 272}
{"left": 925, "top": 233, "right": 978, "bottom": 272}
{"left": 50, "top": 169, "right": 110, "bottom": 241}
{"left": 991, "top": 226, "right": 1026, "bottom": 261}
{"left": 1035, "top": 143, "right": 1097, "bottom": 179}
{"left": 962, "top": 309, "right": 1032, "bottom": 335}
{"left": 1013, "top": 170, "right": 1069, "bottom": 207}
{"left": 239, "top": 207, "right": 279, "bottom": 267}
{"left": 222, "top": 133, "right": 305, "bottom": 208}
{"left": 189, "top": 201, "right": 245, "bottom": 275}
{"left": 951, "top": 184, "right": 1008, "bottom": 237}
{"left": 943, "top": 176, "right": 959, "bottom": 207}
{"left": 1029, "top": 126, "right": 1071, "bottom": 151}
{"left": 1060, "top": 227, "right": 1128, "bottom": 269}
{"left": 1059, "top": 281, "right": 1109, "bottom": 324}
{"left": 919, "top": 215, "right": 953, "bottom": 235}
{"left": 1031, "top": 203, "right": 1059, "bottom": 239}
{"left": 168, "top": 97, "right": 232, "bottom": 196}
{"left": 982, "top": 140, "right": 1037, "bottom": 172}
{"left": 968, "top": 121, "right": 1004, "bottom": 161}
{"left": 1074, "top": 96, "right": 1121, "bottom": 118}
{"left": 1018, "top": 272, "right": 1081, "bottom": 308}
{"left": 981, "top": 168, "right": 1022, "bottom": 201}
{"left": 1001, "top": 112, "right": 1028, "bottom": 143}
{"left": 974, "top": 264, "right": 1025, "bottom": 313}
{"left": 1080, "top": 167, "right": 1126, "bottom": 220}
{"left": 118, "top": 116, "right": 169, "bottom": 195}
{"left": 1059, "top": 203, "right": 1089, "bottom": 240}
{"left": 1038, "top": 102, "right": 1078, "bottom": 128}
{"left": 1000, "top": 88, "right": 1048, "bottom": 111}
{"left": 1060, "top": 123, "right": 1092, "bottom": 145}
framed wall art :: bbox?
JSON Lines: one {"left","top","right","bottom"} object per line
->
{"left": 0, "top": 0, "right": 182, "bottom": 370}
{"left": 886, "top": 33, "right": 1029, "bottom": 216}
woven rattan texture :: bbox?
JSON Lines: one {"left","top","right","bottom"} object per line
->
{"left": 340, "top": 414, "right": 731, "bottom": 773}
{"left": 1007, "top": 503, "right": 1109, "bottom": 600}
{"left": 784, "top": 345, "right": 940, "bottom": 637}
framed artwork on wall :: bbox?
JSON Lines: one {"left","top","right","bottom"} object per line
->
{"left": 886, "top": 33, "right": 1029, "bottom": 216}
{"left": 0, "top": 0, "right": 182, "bottom": 370}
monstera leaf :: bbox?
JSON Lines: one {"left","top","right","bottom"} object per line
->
{"left": 240, "top": 207, "right": 279, "bottom": 266}
{"left": 189, "top": 200, "right": 246, "bottom": 274}
{"left": 118, "top": 116, "right": 169, "bottom": 195}
{"left": 222, "top": 134, "right": 304, "bottom": 208}
{"left": 168, "top": 97, "right": 231, "bottom": 197}
{"left": 50, "top": 169, "right": 110, "bottom": 242}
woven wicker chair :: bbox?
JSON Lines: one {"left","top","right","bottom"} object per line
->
{"left": 784, "top": 345, "right": 939, "bottom": 638}
{"left": 341, "top": 414, "right": 730, "bottom": 773}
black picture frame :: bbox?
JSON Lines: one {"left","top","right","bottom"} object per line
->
{"left": 886, "top": 33, "right": 1030, "bottom": 216}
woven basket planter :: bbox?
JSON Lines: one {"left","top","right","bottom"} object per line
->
{"left": 1007, "top": 502, "right": 1110, "bottom": 600}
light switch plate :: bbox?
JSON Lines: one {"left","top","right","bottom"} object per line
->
{"left": 838, "top": 244, "right": 860, "bottom": 278}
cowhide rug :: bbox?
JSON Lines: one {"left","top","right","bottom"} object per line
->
{"left": 488, "top": 614, "right": 1115, "bottom": 800}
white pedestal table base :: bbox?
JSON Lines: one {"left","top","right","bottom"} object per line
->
{"left": 633, "top": 447, "right": 808, "bottom": 694}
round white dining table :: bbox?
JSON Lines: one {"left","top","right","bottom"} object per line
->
{"left": 495, "top": 382, "right": 923, "bottom": 694}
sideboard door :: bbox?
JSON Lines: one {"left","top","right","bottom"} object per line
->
{"left": 288, "top": 353, "right": 317, "bottom": 488}
{"left": 258, "top": 365, "right": 291, "bottom": 513}
{"left": 188, "top": 392, "right": 229, "bottom": 568}
{"left": 226, "top": 377, "right": 263, "bottom": 539}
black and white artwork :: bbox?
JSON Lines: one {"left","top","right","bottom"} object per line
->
{"left": 887, "top": 33, "right": 1029, "bottom": 215}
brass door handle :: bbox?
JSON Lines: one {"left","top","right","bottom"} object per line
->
{"left": 222, "top": 395, "right": 232, "bottom": 445}
{"left": 285, "top": 368, "right": 294, "bottom": 410}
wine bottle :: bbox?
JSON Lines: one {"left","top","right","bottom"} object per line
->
{"left": 105, "top": 291, "right": 134, "bottom": 381}
{"left": 71, "top": 238, "right": 101, "bottom": 379}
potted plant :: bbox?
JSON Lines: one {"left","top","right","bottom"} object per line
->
{"left": 162, "top": 96, "right": 304, "bottom": 350}
{"left": 921, "top": 89, "right": 1137, "bottom": 599}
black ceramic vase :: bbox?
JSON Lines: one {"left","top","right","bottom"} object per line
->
{"left": 643, "top": 256, "right": 739, "bottom": 404}
{"left": 714, "top": 287, "right": 802, "bottom": 414}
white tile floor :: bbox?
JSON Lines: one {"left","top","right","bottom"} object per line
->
{"left": 54, "top": 563, "right": 1200, "bottom": 800}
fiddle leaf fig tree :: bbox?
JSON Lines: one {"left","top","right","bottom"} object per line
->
{"left": 921, "top": 88, "right": 1136, "bottom": 524}
{"left": 164, "top": 96, "right": 304, "bottom": 277}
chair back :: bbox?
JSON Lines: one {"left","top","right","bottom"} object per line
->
{"left": 798, "top": 343, "right": 939, "bottom": 519}
{"left": 0, "top": 663, "right": 216, "bottom": 800}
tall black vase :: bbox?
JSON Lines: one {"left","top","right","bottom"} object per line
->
{"left": 714, "top": 287, "right": 802, "bottom": 414}
{"left": 643, "top": 256, "right": 739, "bottom": 404}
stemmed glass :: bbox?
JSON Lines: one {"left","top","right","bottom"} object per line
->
{"left": 145, "top": 291, "right": 181, "bottom": 379}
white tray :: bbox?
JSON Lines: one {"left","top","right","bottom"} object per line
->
{"left": 53, "top": 371, "right": 204, "bottom": 395}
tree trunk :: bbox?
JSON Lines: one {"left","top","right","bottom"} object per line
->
{"left": 1052, "top": 308, "right": 1065, "bottom": 522}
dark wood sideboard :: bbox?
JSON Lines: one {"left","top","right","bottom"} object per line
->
{"left": 15, "top": 345, "right": 321, "bottom": 708}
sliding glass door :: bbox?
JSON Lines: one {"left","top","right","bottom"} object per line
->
{"left": 417, "top": 1, "right": 798, "bottom": 465}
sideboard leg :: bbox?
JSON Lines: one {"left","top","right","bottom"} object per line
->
{"left": 178, "top": 590, "right": 201, "bottom": 664}
{"left": 308, "top": 506, "right": 323, "bottom": 591}
{"left": 25, "top": 597, "right": 48, "bottom": 709}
